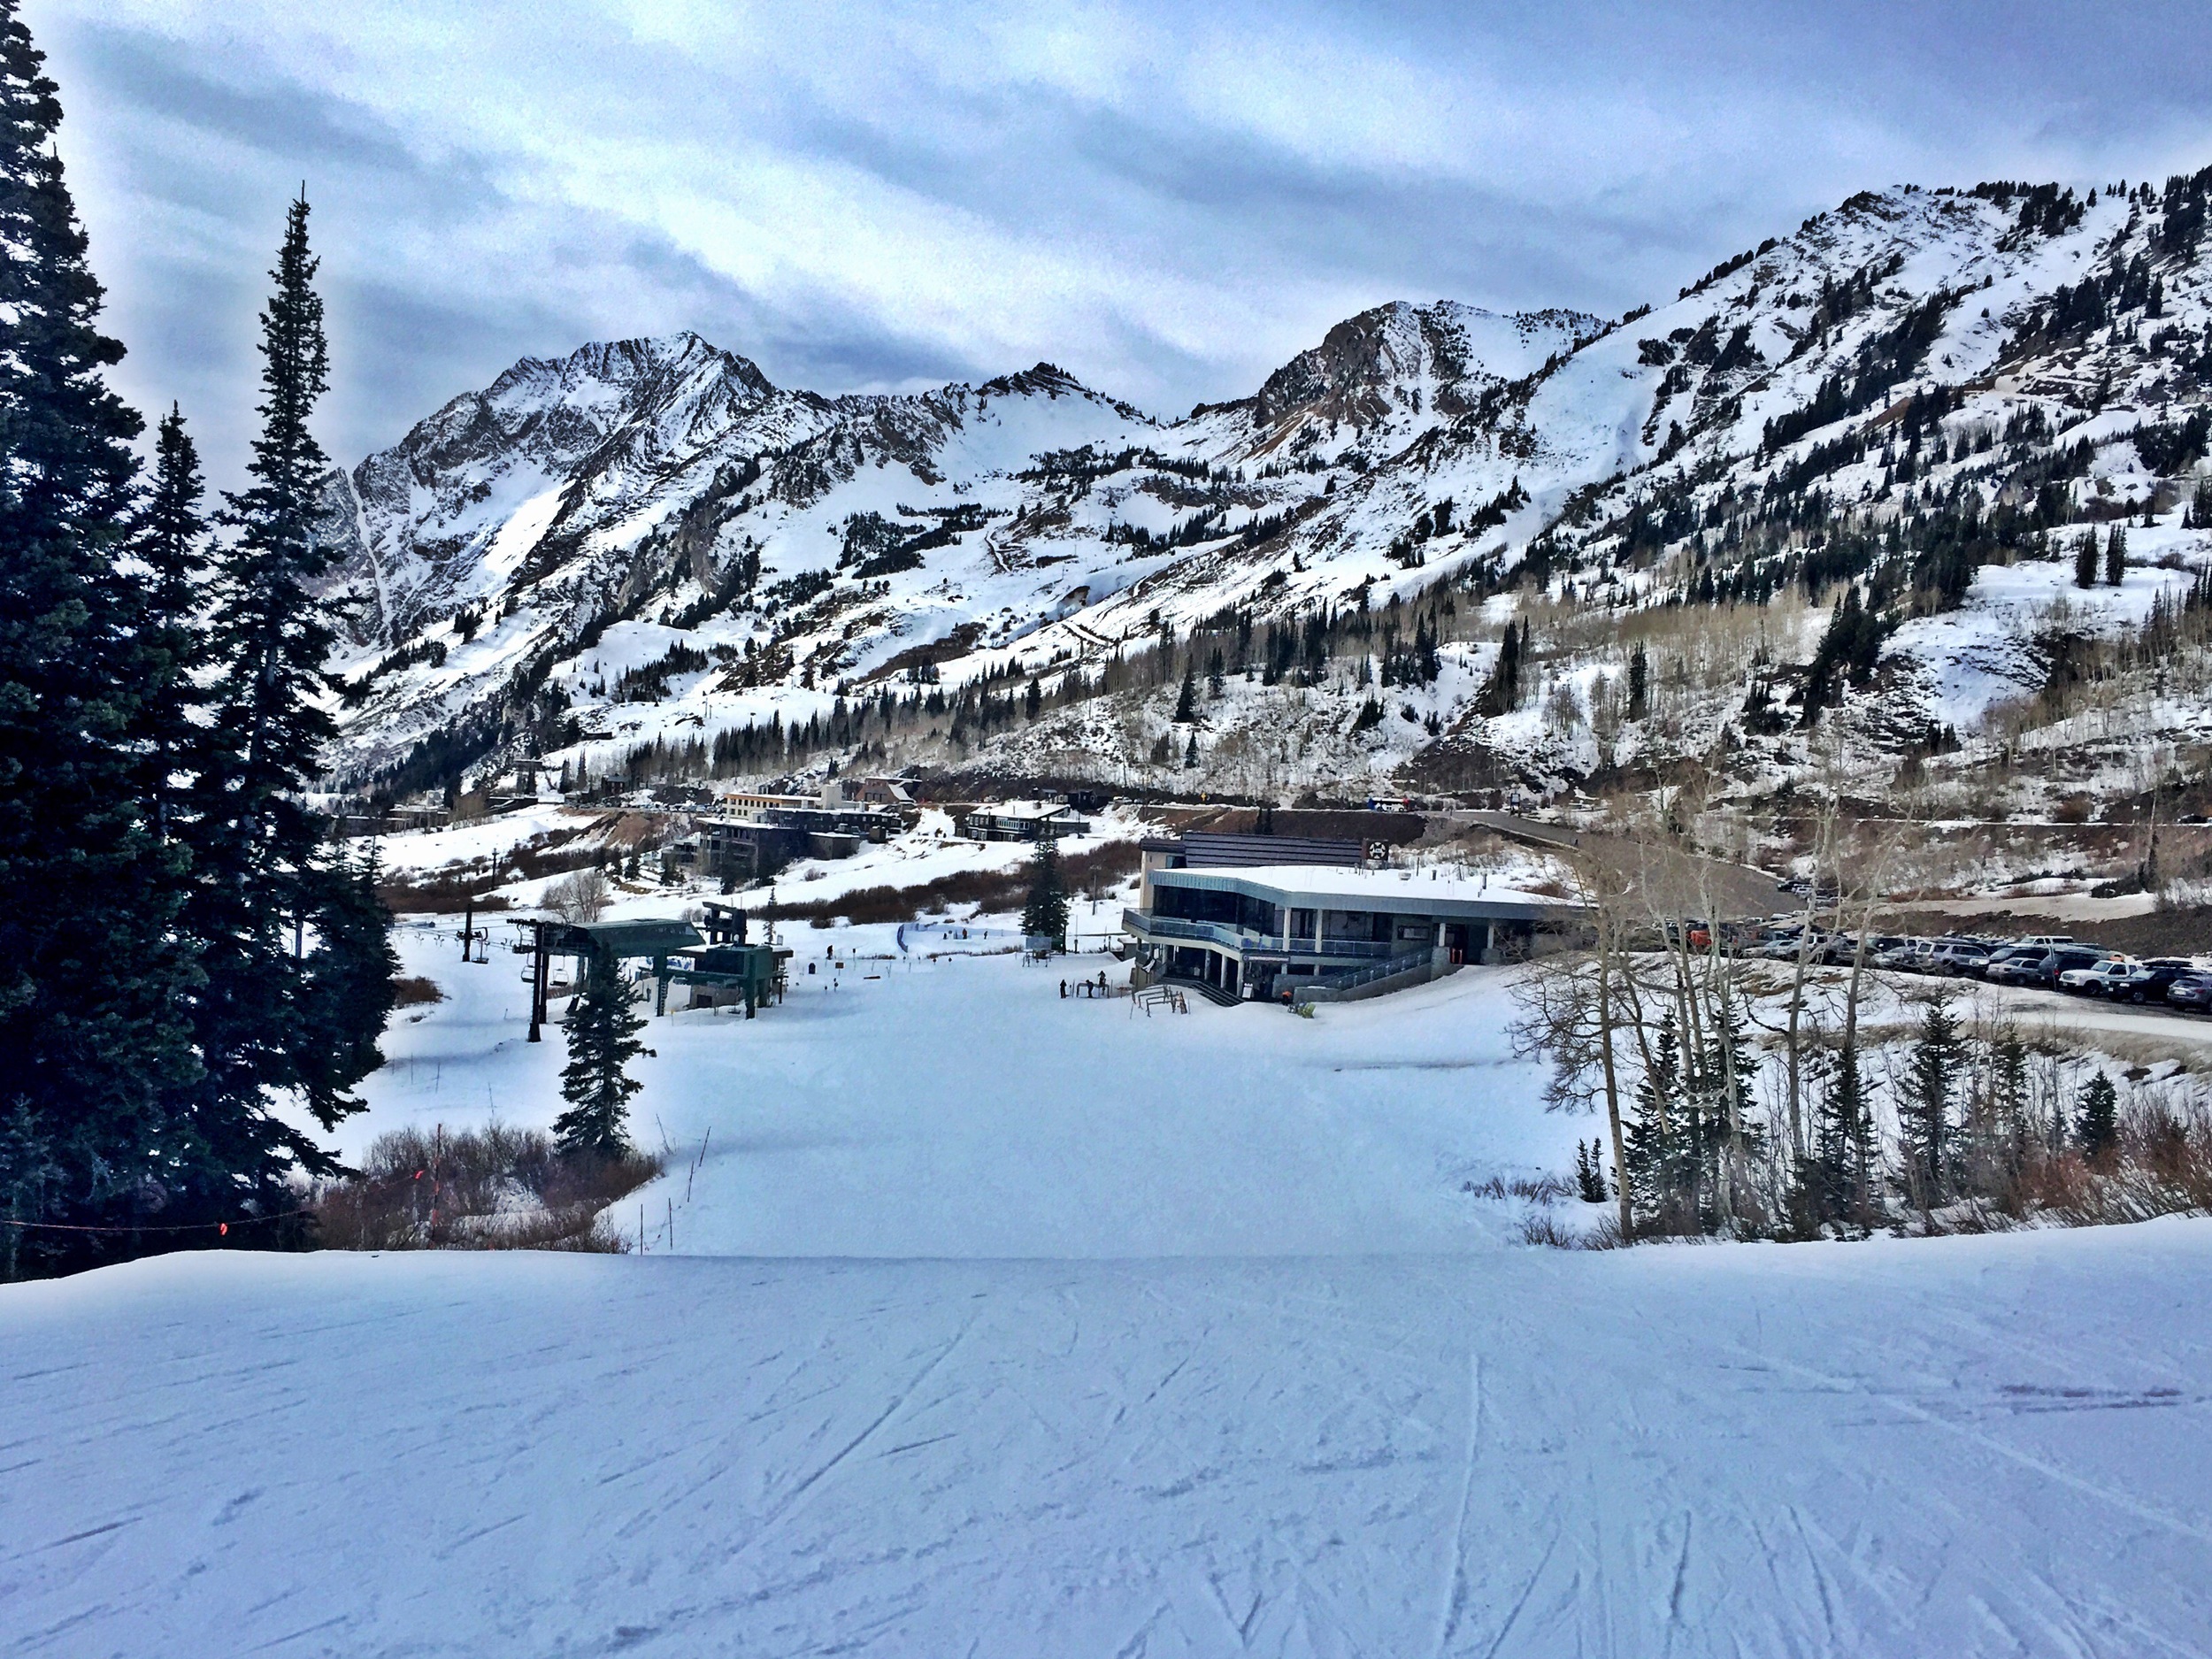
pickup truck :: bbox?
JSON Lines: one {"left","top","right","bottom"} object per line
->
{"left": 1988, "top": 946, "right": 2104, "bottom": 989}
{"left": 2058, "top": 956, "right": 2139, "bottom": 997}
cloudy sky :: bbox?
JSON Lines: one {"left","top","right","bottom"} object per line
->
{"left": 31, "top": 0, "right": 2212, "bottom": 480}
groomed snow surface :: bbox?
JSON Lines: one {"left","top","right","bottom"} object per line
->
{"left": 7, "top": 923, "right": 2212, "bottom": 1656}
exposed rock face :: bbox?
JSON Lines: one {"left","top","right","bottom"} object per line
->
{"left": 1247, "top": 302, "right": 1597, "bottom": 438}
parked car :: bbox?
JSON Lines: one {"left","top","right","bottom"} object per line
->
{"left": 2059, "top": 956, "right": 2139, "bottom": 996}
{"left": 2031, "top": 947, "right": 2114, "bottom": 990}
{"left": 1989, "top": 945, "right": 2105, "bottom": 990}
{"left": 2016, "top": 933, "right": 2076, "bottom": 948}
{"left": 1774, "top": 877, "right": 1839, "bottom": 900}
{"left": 2164, "top": 973, "right": 2212, "bottom": 1012}
{"left": 1832, "top": 933, "right": 1904, "bottom": 966}
{"left": 1873, "top": 938, "right": 1936, "bottom": 972}
{"left": 1978, "top": 944, "right": 2040, "bottom": 981}
{"left": 1927, "top": 940, "right": 1992, "bottom": 977}
{"left": 2108, "top": 958, "right": 2203, "bottom": 1003}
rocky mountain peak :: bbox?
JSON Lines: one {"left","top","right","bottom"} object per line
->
{"left": 1246, "top": 300, "right": 1601, "bottom": 446}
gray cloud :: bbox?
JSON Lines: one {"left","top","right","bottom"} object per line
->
{"left": 27, "top": 0, "right": 2212, "bottom": 485}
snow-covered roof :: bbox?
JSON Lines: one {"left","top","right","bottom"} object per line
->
{"left": 1153, "top": 863, "right": 1575, "bottom": 918}
{"left": 967, "top": 800, "right": 1087, "bottom": 821}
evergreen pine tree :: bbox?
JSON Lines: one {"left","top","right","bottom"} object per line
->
{"left": 1816, "top": 1041, "right": 1873, "bottom": 1230}
{"left": 1478, "top": 618, "right": 1524, "bottom": 717}
{"left": 2074, "top": 1071, "right": 2117, "bottom": 1161}
{"left": 1575, "top": 1138, "right": 1609, "bottom": 1202}
{"left": 1802, "top": 587, "right": 1891, "bottom": 722}
{"left": 555, "top": 947, "right": 649, "bottom": 1158}
{"left": 2105, "top": 525, "right": 2126, "bottom": 586}
{"left": 295, "top": 841, "right": 399, "bottom": 1117}
{"left": 1415, "top": 615, "right": 1440, "bottom": 684}
{"left": 1183, "top": 729, "right": 1199, "bottom": 768}
{"left": 2074, "top": 530, "right": 2099, "bottom": 589}
{"left": 1626, "top": 641, "right": 1648, "bottom": 720}
{"left": 181, "top": 191, "right": 380, "bottom": 1193}
{"left": 1902, "top": 995, "right": 1964, "bottom": 1202}
{"left": 1020, "top": 836, "right": 1069, "bottom": 948}
{"left": 0, "top": 4, "right": 198, "bottom": 1274}
{"left": 1172, "top": 663, "right": 1197, "bottom": 723}
{"left": 134, "top": 406, "right": 211, "bottom": 844}
{"left": 1686, "top": 985, "right": 1763, "bottom": 1231}
{"left": 1986, "top": 1023, "right": 2031, "bottom": 1180}
{"left": 1624, "top": 1016, "right": 1690, "bottom": 1233}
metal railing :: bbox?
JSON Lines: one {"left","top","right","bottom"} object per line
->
{"left": 1123, "top": 909, "right": 1245, "bottom": 950}
{"left": 1299, "top": 949, "right": 1436, "bottom": 999}
{"left": 1121, "top": 909, "right": 1400, "bottom": 960}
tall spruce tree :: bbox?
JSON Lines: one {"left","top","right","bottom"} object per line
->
{"left": 1985, "top": 1022, "right": 2032, "bottom": 1179}
{"left": 1172, "top": 663, "right": 1197, "bottom": 723}
{"left": 1624, "top": 1015, "right": 1691, "bottom": 1233}
{"left": 1902, "top": 995, "right": 1964, "bottom": 1203}
{"left": 2075, "top": 1071, "right": 2118, "bottom": 1161}
{"left": 182, "top": 192, "right": 386, "bottom": 1188}
{"left": 1021, "top": 836, "right": 1070, "bottom": 949}
{"left": 134, "top": 406, "right": 211, "bottom": 844}
{"left": 1478, "top": 618, "right": 1524, "bottom": 717}
{"left": 556, "top": 947, "right": 649, "bottom": 1158}
{"left": 1687, "top": 985, "right": 1763, "bottom": 1232}
{"left": 2073, "top": 531, "right": 2099, "bottom": 590}
{"left": 1815, "top": 1041, "right": 1874, "bottom": 1231}
{"left": 296, "top": 841, "right": 400, "bottom": 1113}
{"left": 0, "top": 2, "right": 197, "bottom": 1275}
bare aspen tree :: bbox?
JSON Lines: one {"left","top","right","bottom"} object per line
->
{"left": 1561, "top": 827, "right": 1640, "bottom": 1239}
{"left": 1628, "top": 766, "right": 1759, "bottom": 1227}
{"left": 1778, "top": 754, "right": 1851, "bottom": 1167}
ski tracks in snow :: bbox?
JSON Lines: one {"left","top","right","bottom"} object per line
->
{"left": 1431, "top": 1348, "right": 1483, "bottom": 1657}
{"left": 9, "top": 1234, "right": 2212, "bottom": 1655}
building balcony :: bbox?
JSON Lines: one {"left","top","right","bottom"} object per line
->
{"left": 1120, "top": 908, "right": 1401, "bottom": 960}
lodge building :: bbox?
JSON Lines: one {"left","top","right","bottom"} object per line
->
{"left": 1122, "top": 833, "right": 1573, "bottom": 1003}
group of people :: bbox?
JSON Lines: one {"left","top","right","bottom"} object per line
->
{"left": 1059, "top": 972, "right": 1113, "bottom": 1000}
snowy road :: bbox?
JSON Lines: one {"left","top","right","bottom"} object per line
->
{"left": 6, "top": 1225, "right": 2211, "bottom": 1657}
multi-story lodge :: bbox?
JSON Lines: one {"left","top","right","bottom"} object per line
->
{"left": 1123, "top": 833, "right": 1573, "bottom": 1003}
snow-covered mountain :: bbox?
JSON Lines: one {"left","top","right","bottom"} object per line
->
{"left": 317, "top": 165, "right": 2212, "bottom": 795}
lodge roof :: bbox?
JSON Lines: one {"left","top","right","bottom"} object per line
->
{"left": 1148, "top": 863, "right": 1577, "bottom": 921}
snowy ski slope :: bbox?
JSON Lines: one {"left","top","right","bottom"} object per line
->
{"left": 5, "top": 929, "right": 2212, "bottom": 1655}
{"left": 7, "top": 1223, "right": 2209, "bottom": 1655}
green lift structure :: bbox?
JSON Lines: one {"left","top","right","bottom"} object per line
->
{"left": 517, "top": 903, "right": 790, "bottom": 1040}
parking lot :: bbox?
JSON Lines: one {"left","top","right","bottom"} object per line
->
{"left": 1733, "top": 920, "right": 2212, "bottom": 1038}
